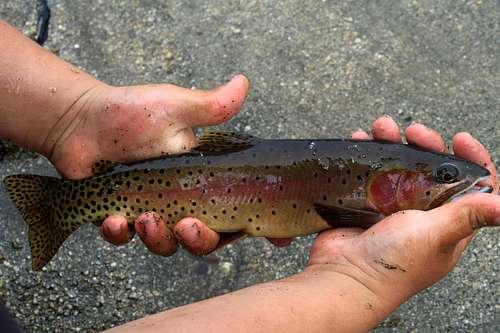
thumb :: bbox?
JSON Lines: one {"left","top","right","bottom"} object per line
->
{"left": 169, "top": 75, "right": 249, "bottom": 127}
{"left": 426, "top": 193, "right": 500, "bottom": 251}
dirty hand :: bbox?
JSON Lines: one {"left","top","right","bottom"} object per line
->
{"left": 49, "top": 76, "right": 256, "bottom": 255}
{"left": 306, "top": 116, "right": 499, "bottom": 317}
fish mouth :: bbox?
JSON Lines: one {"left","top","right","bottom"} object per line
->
{"left": 428, "top": 175, "right": 491, "bottom": 209}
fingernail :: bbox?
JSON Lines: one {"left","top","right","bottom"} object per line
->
{"left": 177, "top": 222, "right": 202, "bottom": 244}
{"left": 108, "top": 222, "right": 122, "bottom": 237}
{"left": 494, "top": 217, "right": 500, "bottom": 226}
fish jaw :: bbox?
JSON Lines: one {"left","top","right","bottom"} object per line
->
{"left": 430, "top": 174, "right": 492, "bottom": 207}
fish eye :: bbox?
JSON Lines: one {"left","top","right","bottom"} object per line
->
{"left": 435, "top": 163, "right": 460, "bottom": 183}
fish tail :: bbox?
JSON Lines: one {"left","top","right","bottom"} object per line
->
{"left": 3, "top": 174, "right": 78, "bottom": 270}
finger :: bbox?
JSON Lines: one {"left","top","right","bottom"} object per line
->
{"left": 351, "top": 130, "right": 370, "bottom": 140}
{"left": 172, "top": 75, "right": 249, "bottom": 127}
{"left": 405, "top": 123, "right": 447, "bottom": 153}
{"left": 452, "top": 233, "right": 476, "bottom": 262}
{"left": 372, "top": 116, "right": 402, "bottom": 143}
{"left": 267, "top": 237, "right": 294, "bottom": 247}
{"left": 426, "top": 193, "right": 500, "bottom": 251}
{"left": 135, "top": 212, "right": 177, "bottom": 256}
{"left": 101, "top": 215, "right": 134, "bottom": 246}
{"left": 173, "top": 218, "right": 220, "bottom": 255}
{"left": 452, "top": 132, "right": 498, "bottom": 193}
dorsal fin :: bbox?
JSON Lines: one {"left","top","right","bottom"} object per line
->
{"left": 314, "top": 203, "right": 383, "bottom": 228}
{"left": 91, "top": 160, "right": 118, "bottom": 175}
{"left": 193, "top": 131, "right": 257, "bottom": 155}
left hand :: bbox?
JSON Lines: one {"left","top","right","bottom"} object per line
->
{"left": 49, "top": 75, "right": 253, "bottom": 255}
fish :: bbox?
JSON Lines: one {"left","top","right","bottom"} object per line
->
{"left": 2, "top": 131, "right": 490, "bottom": 270}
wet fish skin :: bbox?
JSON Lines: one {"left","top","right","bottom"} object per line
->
{"left": 3, "top": 132, "right": 489, "bottom": 270}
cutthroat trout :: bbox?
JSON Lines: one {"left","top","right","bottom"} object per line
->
{"left": 3, "top": 132, "right": 490, "bottom": 270}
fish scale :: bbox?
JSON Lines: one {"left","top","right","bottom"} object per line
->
{"left": 3, "top": 131, "right": 489, "bottom": 270}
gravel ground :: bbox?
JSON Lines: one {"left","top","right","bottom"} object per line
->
{"left": 0, "top": 0, "right": 498, "bottom": 332}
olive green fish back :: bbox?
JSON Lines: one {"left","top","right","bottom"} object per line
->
{"left": 3, "top": 174, "right": 76, "bottom": 270}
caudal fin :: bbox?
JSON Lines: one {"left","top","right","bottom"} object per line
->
{"left": 3, "top": 174, "right": 77, "bottom": 270}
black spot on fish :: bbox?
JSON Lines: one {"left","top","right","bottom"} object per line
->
{"left": 338, "top": 199, "right": 343, "bottom": 205}
{"left": 357, "top": 175, "right": 362, "bottom": 181}
{"left": 342, "top": 179, "right": 347, "bottom": 185}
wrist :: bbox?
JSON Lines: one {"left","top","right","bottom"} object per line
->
{"left": 296, "top": 263, "right": 404, "bottom": 330}
{"left": 40, "top": 80, "right": 109, "bottom": 159}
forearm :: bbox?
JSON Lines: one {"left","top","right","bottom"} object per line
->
{"left": 104, "top": 266, "right": 398, "bottom": 333}
{"left": 0, "top": 19, "right": 105, "bottom": 156}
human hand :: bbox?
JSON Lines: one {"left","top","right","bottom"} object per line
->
{"left": 47, "top": 75, "right": 257, "bottom": 255}
{"left": 305, "top": 116, "right": 499, "bottom": 318}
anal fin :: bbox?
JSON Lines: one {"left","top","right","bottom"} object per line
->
{"left": 212, "top": 231, "right": 247, "bottom": 252}
{"left": 314, "top": 203, "right": 383, "bottom": 228}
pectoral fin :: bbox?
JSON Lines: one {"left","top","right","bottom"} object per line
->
{"left": 314, "top": 203, "right": 383, "bottom": 228}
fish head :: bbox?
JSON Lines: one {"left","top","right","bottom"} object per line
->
{"left": 367, "top": 152, "right": 490, "bottom": 215}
